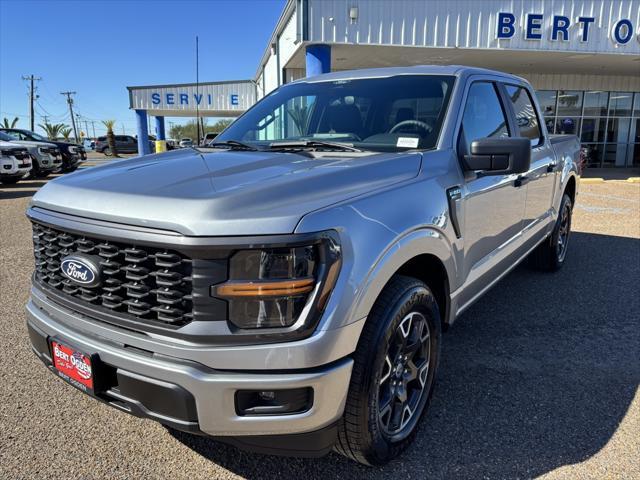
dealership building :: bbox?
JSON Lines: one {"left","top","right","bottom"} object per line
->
{"left": 128, "top": 0, "right": 640, "bottom": 167}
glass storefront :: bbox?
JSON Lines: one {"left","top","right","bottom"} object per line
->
{"left": 535, "top": 90, "right": 640, "bottom": 167}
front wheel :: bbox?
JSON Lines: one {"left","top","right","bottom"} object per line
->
{"left": 103, "top": 147, "right": 112, "bottom": 156}
{"left": 335, "top": 275, "right": 441, "bottom": 466}
{"left": 528, "top": 193, "right": 573, "bottom": 271}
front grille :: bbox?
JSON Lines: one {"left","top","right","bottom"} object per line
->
{"left": 32, "top": 222, "right": 194, "bottom": 326}
{"left": 41, "top": 147, "right": 59, "bottom": 156}
{"left": 3, "top": 148, "right": 30, "bottom": 160}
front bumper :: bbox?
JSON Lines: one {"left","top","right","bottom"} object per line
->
{"left": 26, "top": 292, "right": 353, "bottom": 443}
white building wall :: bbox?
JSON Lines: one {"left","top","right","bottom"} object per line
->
{"left": 308, "top": 0, "right": 640, "bottom": 55}
{"left": 522, "top": 73, "right": 640, "bottom": 91}
{"left": 278, "top": 10, "right": 300, "bottom": 71}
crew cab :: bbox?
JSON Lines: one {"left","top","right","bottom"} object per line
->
{"left": 0, "top": 128, "right": 86, "bottom": 173}
{"left": 0, "top": 139, "right": 31, "bottom": 184}
{"left": 25, "top": 66, "right": 579, "bottom": 466}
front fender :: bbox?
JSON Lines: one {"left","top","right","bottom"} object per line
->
{"left": 349, "top": 228, "right": 456, "bottom": 322}
{"left": 295, "top": 172, "right": 460, "bottom": 337}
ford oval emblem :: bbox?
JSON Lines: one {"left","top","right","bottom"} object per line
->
{"left": 60, "top": 255, "right": 102, "bottom": 287}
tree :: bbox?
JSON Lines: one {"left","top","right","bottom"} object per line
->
{"left": 61, "top": 127, "right": 73, "bottom": 141}
{"left": 1, "top": 117, "right": 19, "bottom": 128}
{"left": 101, "top": 120, "right": 119, "bottom": 157}
{"left": 168, "top": 118, "right": 233, "bottom": 143}
{"left": 38, "top": 122, "right": 66, "bottom": 140}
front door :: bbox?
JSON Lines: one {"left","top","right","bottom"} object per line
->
{"left": 457, "top": 81, "right": 527, "bottom": 308}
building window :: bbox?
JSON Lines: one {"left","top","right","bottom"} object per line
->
{"left": 556, "top": 90, "right": 583, "bottom": 117}
{"left": 609, "top": 92, "right": 633, "bottom": 117}
{"left": 584, "top": 91, "right": 609, "bottom": 116}
{"left": 535, "top": 89, "right": 640, "bottom": 167}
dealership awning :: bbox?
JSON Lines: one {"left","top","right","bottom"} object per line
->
{"left": 126, "top": 80, "right": 256, "bottom": 117}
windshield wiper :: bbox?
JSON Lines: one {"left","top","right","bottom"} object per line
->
{"left": 268, "top": 140, "right": 363, "bottom": 152}
{"left": 206, "top": 140, "right": 260, "bottom": 151}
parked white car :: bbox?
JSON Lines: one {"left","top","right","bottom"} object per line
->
{"left": 0, "top": 139, "right": 32, "bottom": 184}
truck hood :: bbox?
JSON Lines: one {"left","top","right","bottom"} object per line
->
{"left": 0, "top": 140, "right": 25, "bottom": 149}
{"left": 31, "top": 148, "right": 422, "bottom": 235}
{"left": 8, "top": 139, "right": 57, "bottom": 150}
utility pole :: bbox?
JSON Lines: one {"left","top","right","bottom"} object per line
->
{"left": 22, "top": 74, "right": 41, "bottom": 131}
{"left": 76, "top": 113, "right": 82, "bottom": 139}
{"left": 42, "top": 115, "right": 50, "bottom": 125}
{"left": 60, "top": 91, "right": 79, "bottom": 143}
{"left": 90, "top": 121, "right": 96, "bottom": 138}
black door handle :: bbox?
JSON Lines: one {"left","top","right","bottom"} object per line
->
{"left": 515, "top": 175, "right": 530, "bottom": 187}
{"left": 547, "top": 163, "right": 557, "bottom": 173}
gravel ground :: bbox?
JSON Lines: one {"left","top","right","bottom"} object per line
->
{"left": 0, "top": 175, "right": 638, "bottom": 479}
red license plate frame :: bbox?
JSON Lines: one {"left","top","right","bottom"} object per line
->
{"left": 50, "top": 339, "right": 95, "bottom": 393}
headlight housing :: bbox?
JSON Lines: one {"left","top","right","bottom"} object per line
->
{"left": 213, "top": 232, "right": 341, "bottom": 331}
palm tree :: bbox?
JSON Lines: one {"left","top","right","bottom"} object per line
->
{"left": 1, "top": 117, "right": 19, "bottom": 128}
{"left": 38, "top": 122, "right": 66, "bottom": 140}
{"left": 61, "top": 127, "right": 73, "bottom": 141}
{"left": 101, "top": 120, "right": 119, "bottom": 157}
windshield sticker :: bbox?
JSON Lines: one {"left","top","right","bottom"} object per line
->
{"left": 397, "top": 137, "right": 419, "bottom": 148}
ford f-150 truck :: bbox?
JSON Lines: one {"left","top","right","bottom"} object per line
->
{"left": 26, "top": 66, "right": 579, "bottom": 466}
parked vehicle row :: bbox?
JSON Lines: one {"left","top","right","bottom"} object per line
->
{"left": 0, "top": 129, "right": 87, "bottom": 184}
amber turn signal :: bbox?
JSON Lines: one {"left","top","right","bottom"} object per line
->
{"left": 215, "top": 277, "right": 315, "bottom": 297}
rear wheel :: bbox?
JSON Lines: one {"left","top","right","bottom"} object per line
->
{"left": 103, "top": 147, "right": 112, "bottom": 156}
{"left": 336, "top": 275, "right": 441, "bottom": 466}
{"left": 529, "top": 193, "right": 573, "bottom": 271}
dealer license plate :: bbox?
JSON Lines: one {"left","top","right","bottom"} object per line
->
{"left": 51, "top": 340, "right": 94, "bottom": 392}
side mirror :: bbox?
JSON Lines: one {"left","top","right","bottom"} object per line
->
{"left": 463, "top": 137, "right": 531, "bottom": 175}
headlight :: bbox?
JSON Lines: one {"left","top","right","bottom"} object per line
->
{"left": 37, "top": 147, "right": 47, "bottom": 155}
{"left": 213, "top": 233, "right": 341, "bottom": 331}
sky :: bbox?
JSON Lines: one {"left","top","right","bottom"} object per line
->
{"left": 0, "top": 0, "right": 285, "bottom": 136}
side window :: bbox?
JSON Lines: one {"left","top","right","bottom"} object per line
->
{"left": 461, "top": 82, "right": 510, "bottom": 152}
{"left": 505, "top": 85, "right": 543, "bottom": 146}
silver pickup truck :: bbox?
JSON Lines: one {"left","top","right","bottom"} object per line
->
{"left": 26, "top": 66, "right": 579, "bottom": 466}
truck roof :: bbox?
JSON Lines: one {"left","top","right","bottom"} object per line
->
{"left": 295, "top": 64, "right": 527, "bottom": 85}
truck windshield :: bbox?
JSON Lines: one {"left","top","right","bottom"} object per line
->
{"left": 217, "top": 75, "right": 455, "bottom": 152}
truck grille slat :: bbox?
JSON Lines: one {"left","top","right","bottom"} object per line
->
{"left": 32, "top": 222, "right": 194, "bottom": 326}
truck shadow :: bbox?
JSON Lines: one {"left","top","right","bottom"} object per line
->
{"left": 169, "top": 231, "right": 640, "bottom": 479}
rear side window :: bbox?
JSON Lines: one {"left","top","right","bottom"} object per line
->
{"left": 505, "top": 85, "right": 543, "bottom": 146}
{"left": 460, "top": 82, "right": 510, "bottom": 152}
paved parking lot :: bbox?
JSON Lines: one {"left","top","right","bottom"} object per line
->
{"left": 1, "top": 170, "right": 638, "bottom": 479}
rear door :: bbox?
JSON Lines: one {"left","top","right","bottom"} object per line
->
{"left": 457, "top": 80, "right": 527, "bottom": 307}
{"left": 501, "top": 84, "right": 557, "bottom": 231}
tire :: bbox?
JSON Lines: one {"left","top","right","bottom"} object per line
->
{"left": 60, "top": 165, "right": 78, "bottom": 174}
{"left": 103, "top": 147, "right": 112, "bottom": 156}
{"left": 528, "top": 193, "right": 573, "bottom": 271}
{"left": 26, "top": 162, "right": 42, "bottom": 179}
{"left": 336, "top": 275, "right": 441, "bottom": 466}
{"left": 0, "top": 176, "right": 20, "bottom": 185}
